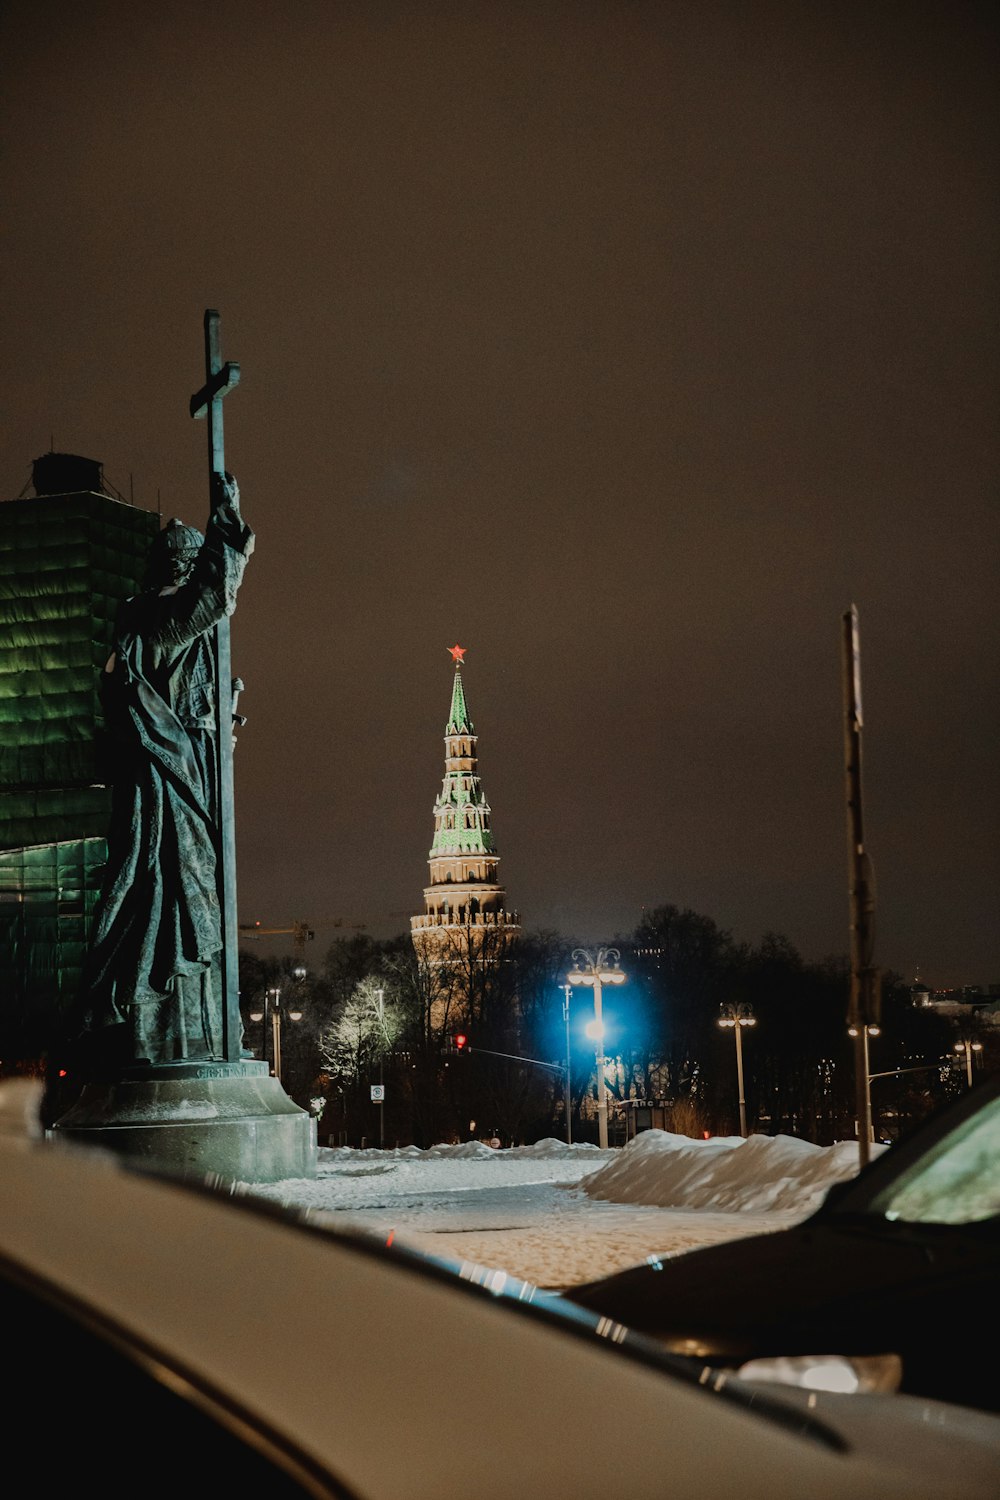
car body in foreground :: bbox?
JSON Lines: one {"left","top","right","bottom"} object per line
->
{"left": 1, "top": 1078, "right": 999, "bottom": 1499}
{"left": 568, "top": 1070, "right": 1000, "bottom": 1416}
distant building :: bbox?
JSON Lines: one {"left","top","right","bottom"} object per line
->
{"left": 410, "top": 647, "right": 519, "bottom": 1027}
{"left": 911, "top": 979, "right": 1000, "bottom": 1012}
{"left": 0, "top": 454, "right": 159, "bottom": 1067}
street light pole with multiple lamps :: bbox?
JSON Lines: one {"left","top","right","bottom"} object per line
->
{"left": 847, "top": 1020, "right": 882, "bottom": 1143}
{"left": 718, "top": 1004, "right": 756, "bottom": 1138}
{"left": 955, "top": 1037, "right": 983, "bottom": 1089}
{"left": 566, "top": 947, "right": 626, "bottom": 1149}
{"left": 561, "top": 983, "right": 573, "bottom": 1146}
{"left": 249, "top": 969, "right": 306, "bottom": 1084}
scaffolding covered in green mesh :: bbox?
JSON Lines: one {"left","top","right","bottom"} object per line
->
{"left": 0, "top": 839, "right": 108, "bottom": 1057}
{"left": 0, "top": 491, "right": 157, "bottom": 796}
{"left": 0, "top": 487, "right": 159, "bottom": 1061}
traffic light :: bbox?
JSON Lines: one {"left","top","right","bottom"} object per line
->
{"left": 454, "top": 1032, "right": 468, "bottom": 1052}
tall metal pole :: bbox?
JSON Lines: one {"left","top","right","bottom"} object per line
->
{"left": 562, "top": 984, "right": 572, "bottom": 1145}
{"left": 567, "top": 948, "right": 625, "bottom": 1150}
{"left": 842, "top": 605, "right": 875, "bottom": 1168}
{"left": 377, "top": 987, "right": 385, "bottom": 1149}
{"left": 593, "top": 977, "right": 609, "bottom": 1150}
{"left": 734, "top": 1021, "right": 748, "bottom": 1139}
{"left": 272, "top": 1002, "right": 282, "bottom": 1083}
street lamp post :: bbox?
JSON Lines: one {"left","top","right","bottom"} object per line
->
{"left": 567, "top": 948, "right": 626, "bottom": 1150}
{"left": 249, "top": 987, "right": 277, "bottom": 1075}
{"left": 718, "top": 1004, "right": 756, "bottom": 1138}
{"left": 955, "top": 1038, "right": 983, "bottom": 1089}
{"left": 561, "top": 983, "right": 572, "bottom": 1146}
{"left": 847, "top": 1022, "right": 881, "bottom": 1142}
{"left": 249, "top": 982, "right": 303, "bottom": 1084}
{"left": 271, "top": 988, "right": 282, "bottom": 1079}
{"left": 376, "top": 987, "right": 385, "bottom": 1148}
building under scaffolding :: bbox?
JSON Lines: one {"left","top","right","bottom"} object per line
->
{"left": 0, "top": 453, "right": 159, "bottom": 1069}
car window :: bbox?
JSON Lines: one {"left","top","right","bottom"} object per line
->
{"left": 865, "top": 1091, "right": 1000, "bottom": 1225}
{"left": 0, "top": 1264, "right": 354, "bottom": 1500}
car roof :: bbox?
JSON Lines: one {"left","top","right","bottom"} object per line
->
{"left": 818, "top": 1068, "right": 1000, "bottom": 1220}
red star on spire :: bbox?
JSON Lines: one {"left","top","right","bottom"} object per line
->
{"left": 447, "top": 643, "right": 466, "bottom": 664}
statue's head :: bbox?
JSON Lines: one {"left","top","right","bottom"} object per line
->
{"left": 145, "top": 518, "right": 204, "bottom": 589}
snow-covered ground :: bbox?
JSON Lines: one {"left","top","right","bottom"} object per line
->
{"left": 244, "top": 1129, "right": 883, "bottom": 1289}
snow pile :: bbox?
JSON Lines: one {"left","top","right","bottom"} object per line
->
{"left": 330, "top": 1137, "right": 604, "bottom": 1164}
{"left": 580, "top": 1129, "right": 885, "bottom": 1215}
{"left": 305, "top": 1138, "right": 609, "bottom": 1206}
{"left": 504, "top": 1137, "right": 605, "bottom": 1160}
{"left": 301, "top": 1130, "right": 882, "bottom": 1221}
{"left": 423, "top": 1140, "right": 498, "bottom": 1160}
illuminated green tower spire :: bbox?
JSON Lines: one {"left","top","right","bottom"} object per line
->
{"left": 411, "top": 644, "right": 518, "bottom": 967}
{"left": 446, "top": 659, "right": 472, "bottom": 736}
{"left": 431, "top": 653, "right": 495, "bottom": 866}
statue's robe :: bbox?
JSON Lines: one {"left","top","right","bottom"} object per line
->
{"left": 78, "top": 500, "right": 254, "bottom": 1066}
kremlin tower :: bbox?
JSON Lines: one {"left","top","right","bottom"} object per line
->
{"left": 411, "top": 646, "right": 519, "bottom": 1014}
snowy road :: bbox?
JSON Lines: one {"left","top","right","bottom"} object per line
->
{"left": 243, "top": 1132, "right": 853, "bottom": 1288}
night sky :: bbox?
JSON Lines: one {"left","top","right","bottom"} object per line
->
{"left": 2, "top": 2, "right": 997, "bottom": 987}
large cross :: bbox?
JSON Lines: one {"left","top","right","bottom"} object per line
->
{"left": 190, "top": 309, "right": 242, "bottom": 1063}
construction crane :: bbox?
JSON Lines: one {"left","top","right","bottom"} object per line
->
{"left": 238, "top": 918, "right": 369, "bottom": 968}
{"left": 238, "top": 920, "right": 314, "bottom": 971}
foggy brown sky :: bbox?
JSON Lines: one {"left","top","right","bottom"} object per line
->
{"left": 2, "top": 1, "right": 997, "bottom": 985}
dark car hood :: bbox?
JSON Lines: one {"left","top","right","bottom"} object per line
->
{"left": 565, "top": 1215, "right": 999, "bottom": 1410}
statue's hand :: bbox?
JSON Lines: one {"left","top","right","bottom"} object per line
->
{"left": 211, "top": 470, "right": 240, "bottom": 512}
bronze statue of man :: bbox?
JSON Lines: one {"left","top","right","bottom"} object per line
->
{"left": 75, "top": 471, "right": 253, "bottom": 1071}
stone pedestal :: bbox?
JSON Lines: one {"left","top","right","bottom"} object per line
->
{"left": 50, "top": 1060, "right": 317, "bottom": 1185}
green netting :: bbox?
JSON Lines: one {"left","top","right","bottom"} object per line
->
{"left": 0, "top": 492, "right": 158, "bottom": 789}
{"left": 0, "top": 786, "right": 112, "bottom": 849}
{"left": 0, "top": 489, "right": 158, "bottom": 1062}
{"left": 0, "top": 836, "right": 108, "bottom": 1055}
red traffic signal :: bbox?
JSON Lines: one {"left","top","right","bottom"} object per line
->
{"left": 454, "top": 1033, "right": 468, "bottom": 1051}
